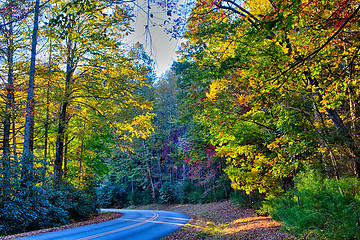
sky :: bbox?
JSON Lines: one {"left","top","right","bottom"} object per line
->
{"left": 124, "top": 1, "right": 185, "bottom": 77}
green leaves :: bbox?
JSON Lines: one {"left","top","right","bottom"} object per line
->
{"left": 174, "top": 0, "right": 360, "bottom": 196}
{"left": 271, "top": 172, "right": 360, "bottom": 239}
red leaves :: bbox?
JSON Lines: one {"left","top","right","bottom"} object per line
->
{"left": 0, "top": 0, "right": 33, "bottom": 24}
{"left": 326, "top": 0, "right": 356, "bottom": 29}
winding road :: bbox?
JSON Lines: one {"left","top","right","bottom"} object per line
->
{"left": 18, "top": 209, "right": 190, "bottom": 240}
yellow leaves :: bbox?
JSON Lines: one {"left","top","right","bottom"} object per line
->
{"left": 226, "top": 165, "right": 273, "bottom": 194}
{"left": 116, "top": 112, "right": 155, "bottom": 140}
{"left": 236, "top": 93, "right": 253, "bottom": 105}
{"left": 282, "top": 45, "right": 289, "bottom": 55}
{"left": 245, "top": 0, "right": 272, "bottom": 18}
{"left": 206, "top": 78, "right": 230, "bottom": 102}
{"left": 267, "top": 137, "right": 284, "bottom": 150}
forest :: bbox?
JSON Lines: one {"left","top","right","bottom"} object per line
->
{"left": 0, "top": 0, "right": 360, "bottom": 239}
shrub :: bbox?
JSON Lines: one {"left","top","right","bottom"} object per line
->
{"left": 159, "top": 182, "right": 176, "bottom": 203}
{"left": 0, "top": 154, "right": 97, "bottom": 237}
{"left": 127, "top": 187, "right": 152, "bottom": 205}
{"left": 182, "top": 180, "right": 228, "bottom": 204}
{"left": 230, "top": 190, "right": 265, "bottom": 209}
{"left": 271, "top": 171, "right": 360, "bottom": 239}
{"left": 0, "top": 155, "right": 69, "bottom": 236}
{"left": 183, "top": 180, "right": 207, "bottom": 203}
{"left": 0, "top": 185, "right": 68, "bottom": 236}
{"left": 48, "top": 183, "right": 98, "bottom": 221}
{"left": 97, "top": 183, "right": 128, "bottom": 208}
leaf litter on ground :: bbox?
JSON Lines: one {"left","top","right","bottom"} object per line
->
{"left": 132, "top": 201, "right": 297, "bottom": 240}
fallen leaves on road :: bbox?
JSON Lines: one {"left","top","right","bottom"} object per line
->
{"left": 2, "top": 212, "right": 123, "bottom": 240}
{"left": 132, "top": 201, "right": 296, "bottom": 240}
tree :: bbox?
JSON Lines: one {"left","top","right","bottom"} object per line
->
{"left": 0, "top": 0, "right": 33, "bottom": 201}
{"left": 175, "top": 0, "right": 360, "bottom": 197}
{"left": 46, "top": 0, "right": 138, "bottom": 185}
{"left": 23, "top": 0, "right": 40, "bottom": 154}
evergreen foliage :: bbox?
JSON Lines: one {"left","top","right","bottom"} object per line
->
{"left": 127, "top": 188, "right": 153, "bottom": 206}
{"left": 271, "top": 172, "right": 360, "bottom": 239}
{"left": 48, "top": 183, "right": 97, "bottom": 221}
{"left": 97, "top": 183, "right": 128, "bottom": 208}
{"left": 230, "top": 191, "right": 265, "bottom": 209}
{"left": 159, "top": 181, "right": 176, "bottom": 203}
{"left": 0, "top": 155, "right": 97, "bottom": 237}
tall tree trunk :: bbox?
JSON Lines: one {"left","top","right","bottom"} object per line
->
{"left": 44, "top": 40, "right": 52, "bottom": 158}
{"left": 21, "top": 0, "right": 40, "bottom": 186}
{"left": 23, "top": 0, "right": 40, "bottom": 154}
{"left": 3, "top": 21, "right": 14, "bottom": 159}
{"left": 63, "top": 133, "right": 69, "bottom": 178}
{"left": 157, "top": 150, "right": 161, "bottom": 177}
{"left": 44, "top": 78, "right": 51, "bottom": 158}
{"left": 44, "top": 41, "right": 52, "bottom": 158}
{"left": 10, "top": 24, "right": 17, "bottom": 160}
{"left": 12, "top": 107, "right": 17, "bottom": 161}
{"left": 53, "top": 38, "right": 74, "bottom": 186}
{"left": 78, "top": 122, "right": 86, "bottom": 181}
{"left": 53, "top": 95, "right": 68, "bottom": 186}
{"left": 306, "top": 71, "right": 360, "bottom": 177}
{"left": 2, "top": 18, "right": 15, "bottom": 201}
{"left": 30, "top": 114, "right": 35, "bottom": 152}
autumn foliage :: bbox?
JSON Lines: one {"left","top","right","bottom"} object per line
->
{"left": 1, "top": 0, "right": 360, "bottom": 238}
{"left": 169, "top": 0, "right": 360, "bottom": 237}
{"left": 176, "top": 0, "right": 360, "bottom": 195}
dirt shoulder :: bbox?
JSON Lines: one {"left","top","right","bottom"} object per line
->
{"left": 132, "top": 201, "right": 296, "bottom": 240}
{"left": 2, "top": 212, "right": 123, "bottom": 240}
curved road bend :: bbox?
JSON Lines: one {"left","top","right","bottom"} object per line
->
{"left": 18, "top": 209, "right": 190, "bottom": 240}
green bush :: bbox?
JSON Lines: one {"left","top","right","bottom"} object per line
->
{"left": 159, "top": 182, "right": 176, "bottom": 203}
{"left": 0, "top": 185, "right": 69, "bottom": 236}
{"left": 0, "top": 156, "right": 69, "bottom": 236}
{"left": 183, "top": 180, "right": 206, "bottom": 203}
{"left": 230, "top": 190, "right": 265, "bottom": 209}
{"left": 256, "top": 193, "right": 278, "bottom": 216}
{"left": 97, "top": 183, "right": 128, "bottom": 207}
{"left": 0, "top": 154, "right": 97, "bottom": 237}
{"left": 182, "top": 180, "right": 230, "bottom": 204}
{"left": 48, "top": 183, "right": 98, "bottom": 221}
{"left": 127, "top": 187, "right": 152, "bottom": 205}
{"left": 271, "top": 171, "right": 360, "bottom": 239}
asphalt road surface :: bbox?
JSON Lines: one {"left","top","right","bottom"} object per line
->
{"left": 18, "top": 209, "right": 190, "bottom": 240}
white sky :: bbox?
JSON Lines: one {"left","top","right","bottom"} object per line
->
{"left": 124, "top": 1, "right": 184, "bottom": 77}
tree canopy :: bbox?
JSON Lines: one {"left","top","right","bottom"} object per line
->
{"left": 1, "top": 0, "right": 360, "bottom": 238}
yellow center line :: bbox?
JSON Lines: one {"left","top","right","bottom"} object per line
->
{"left": 77, "top": 213, "right": 159, "bottom": 240}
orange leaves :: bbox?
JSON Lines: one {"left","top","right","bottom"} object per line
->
{"left": 266, "top": 137, "right": 283, "bottom": 151}
{"left": 179, "top": 0, "right": 360, "bottom": 196}
{"left": 235, "top": 93, "right": 252, "bottom": 105}
{"left": 326, "top": 0, "right": 357, "bottom": 28}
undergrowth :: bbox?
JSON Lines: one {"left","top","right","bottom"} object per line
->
{"left": 270, "top": 171, "right": 360, "bottom": 239}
